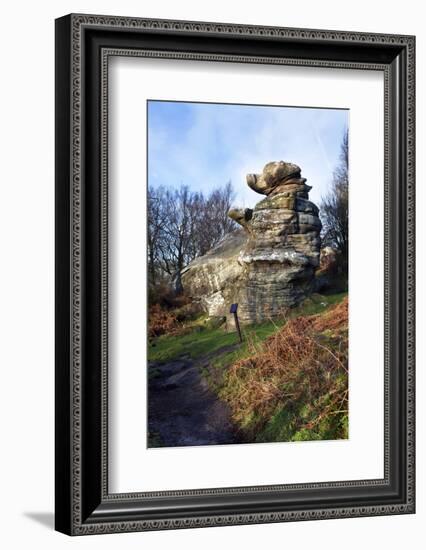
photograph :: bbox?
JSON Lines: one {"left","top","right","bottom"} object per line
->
{"left": 147, "top": 100, "right": 349, "bottom": 448}
{"left": 52, "top": 9, "right": 415, "bottom": 538}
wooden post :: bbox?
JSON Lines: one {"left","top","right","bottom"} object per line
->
{"left": 230, "top": 303, "right": 243, "bottom": 343}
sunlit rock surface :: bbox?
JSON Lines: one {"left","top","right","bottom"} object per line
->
{"left": 181, "top": 161, "right": 322, "bottom": 324}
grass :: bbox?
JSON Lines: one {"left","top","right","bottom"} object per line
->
{"left": 148, "top": 324, "right": 238, "bottom": 362}
{"left": 255, "top": 401, "right": 348, "bottom": 443}
{"left": 148, "top": 291, "right": 348, "bottom": 443}
{"left": 148, "top": 307, "right": 285, "bottom": 363}
{"left": 148, "top": 291, "right": 347, "bottom": 364}
{"left": 219, "top": 296, "right": 349, "bottom": 443}
{"left": 211, "top": 292, "right": 347, "bottom": 370}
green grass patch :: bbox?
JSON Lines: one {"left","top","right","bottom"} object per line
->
{"left": 148, "top": 325, "right": 237, "bottom": 362}
{"left": 254, "top": 381, "right": 349, "bottom": 443}
{"left": 288, "top": 291, "right": 347, "bottom": 317}
{"left": 148, "top": 317, "right": 288, "bottom": 364}
{"left": 148, "top": 291, "right": 348, "bottom": 445}
{"left": 148, "top": 291, "right": 347, "bottom": 365}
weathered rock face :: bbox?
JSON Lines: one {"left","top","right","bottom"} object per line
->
{"left": 181, "top": 229, "right": 248, "bottom": 317}
{"left": 181, "top": 161, "right": 322, "bottom": 324}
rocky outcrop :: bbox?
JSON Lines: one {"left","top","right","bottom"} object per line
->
{"left": 180, "top": 229, "right": 248, "bottom": 317}
{"left": 181, "top": 161, "right": 322, "bottom": 324}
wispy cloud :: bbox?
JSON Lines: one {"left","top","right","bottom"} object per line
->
{"left": 148, "top": 101, "right": 348, "bottom": 208}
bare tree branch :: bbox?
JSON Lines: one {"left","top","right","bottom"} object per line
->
{"left": 320, "top": 130, "right": 349, "bottom": 268}
{"left": 148, "top": 182, "right": 237, "bottom": 293}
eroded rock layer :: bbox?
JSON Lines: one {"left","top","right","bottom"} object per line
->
{"left": 181, "top": 161, "right": 322, "bottom": 324}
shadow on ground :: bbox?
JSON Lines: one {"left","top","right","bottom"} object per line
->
{"left": 24, "top": 512, "right": 54, "bottom": 530}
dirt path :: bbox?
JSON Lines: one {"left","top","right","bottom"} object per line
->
{"left": 148, "top": 346, "right": 241, "bottom": 447}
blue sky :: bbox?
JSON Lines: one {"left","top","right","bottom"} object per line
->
{"left": 147, "top": 100, "right": 348, "bottom": 208}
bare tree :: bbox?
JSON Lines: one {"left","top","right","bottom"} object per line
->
{"left": 147, "top": 185, "right": 168, "bottom": 282}
{"left": 320, "top": 130, "right": 349, "bottom": 267}
{"left": 148, "top": 182, "right": 237, "bottom": 293}
{"left": 195, "top": 181, "right": 236, "bottom": 255}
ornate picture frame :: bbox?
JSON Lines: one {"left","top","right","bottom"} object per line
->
{"left": 55, "top": 13, "right": 415, "bottom": 535}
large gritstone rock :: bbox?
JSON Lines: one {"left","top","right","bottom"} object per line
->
{"left": 180, "top": 229, "right": 248, "bottom": 317}
{"left": 181, "top": 161, "right": 322, "bottom": 325}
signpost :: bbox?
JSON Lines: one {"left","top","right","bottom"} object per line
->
{"left": 230, "top": 303, "right": 243, "bottom": 343}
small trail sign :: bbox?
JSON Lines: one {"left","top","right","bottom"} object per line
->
{"left": 230, "top": 303, "right": 243, "bottom": 343}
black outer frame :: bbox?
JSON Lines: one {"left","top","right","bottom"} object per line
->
{"left": 55, "top": 14, "right": 415, "bottom": 536}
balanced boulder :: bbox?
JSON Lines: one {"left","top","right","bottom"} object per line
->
{"left": 181, "top": 161, "right": 322, "bottom": 324}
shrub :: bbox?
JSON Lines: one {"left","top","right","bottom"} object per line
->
{"left": 148, "top": 279, "right": 204, "bottom": 339}
{"left": 220, "top": 297, "right": 348, "bottom": 442}
{"left": 173, "top": 301, "right": 203, "bottom": 322}
{"left": 148, "top": 281, "right": 192, "bottom": 309}
{"left": 148, "top": 304, "right": 179, "bottom": 338}
{"left": 148, "top": 300, "right": 204, "bottom": 339}
{"left": 148, "top": 281, "right": 174, "bottom": 307}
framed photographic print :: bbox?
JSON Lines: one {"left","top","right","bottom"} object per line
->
{"left": 55, "top": 14, "right": 415, "bottom": 535}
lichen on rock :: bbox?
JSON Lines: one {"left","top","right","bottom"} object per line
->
{"left": 181, "top": 161, "right": 322, "bottom": 325}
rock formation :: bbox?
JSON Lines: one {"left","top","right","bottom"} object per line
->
{"left": 181, "top": 161, "right": 322, "bottom": 325}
